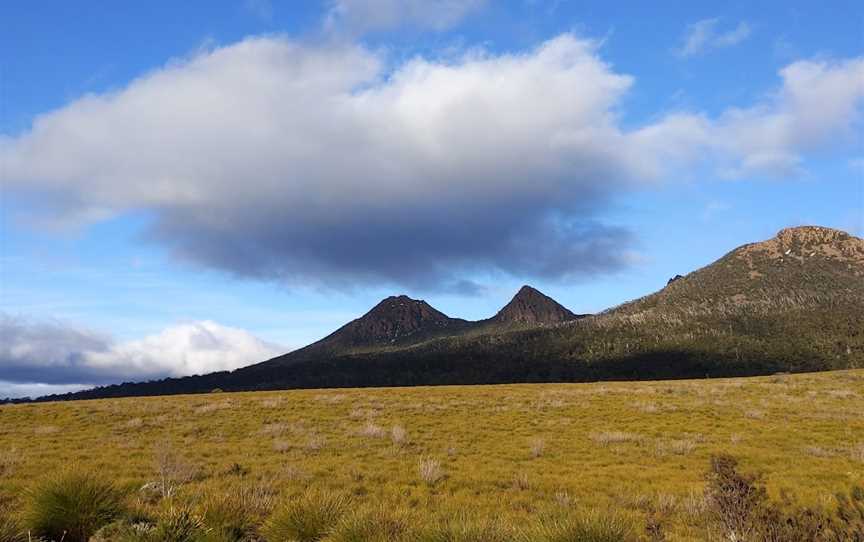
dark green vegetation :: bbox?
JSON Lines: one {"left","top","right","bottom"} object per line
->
{"left": 27, "top": 225, "right": 863, "bottom": 401}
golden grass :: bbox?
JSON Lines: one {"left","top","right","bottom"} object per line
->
{"left": 1, "top": 370, "right": 863, "bottom": 540}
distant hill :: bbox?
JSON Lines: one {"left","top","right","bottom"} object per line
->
{"left": 29, "top": 226, "right": 864, "bottom": 402}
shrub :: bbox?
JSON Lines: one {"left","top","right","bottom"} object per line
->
{"left": 25, "top": 470, "right": 126, "bottom": 542}
{"left": 262, "top": 491, "right": 349, "bottom": 542}
{"left": 703, "top": 454, "right": 864, "bottom": 541}
{"left": 153, "top": 441, "right": 197, "bottom": 500}
{"left": 519, "top": 511, "right": 636, "bottom": 542}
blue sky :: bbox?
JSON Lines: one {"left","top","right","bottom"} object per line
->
{"left": 1, "top": 0, "right": 862, "bottom": 398}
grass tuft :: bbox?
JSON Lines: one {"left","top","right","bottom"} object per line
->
{"left": 26, "top": 470, "right": 126, "bottom": 542}
{"left": 262, "top": 490, "right": 349, "bottom": 542}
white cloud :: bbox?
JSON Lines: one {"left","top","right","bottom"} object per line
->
{"left": 0, "top": 314, "right": 284, "bottom": 397}
{"left": 2, "top": 34, "right": 862, "bottom": 289}
{"left": 677, "top": 18, "right": 752, "bottom": 57}
{"left": 714, "top": 57, "right": 864, "bottom": 176}
{"left": 324, "top": 0, "right": 487, "bottom": 34}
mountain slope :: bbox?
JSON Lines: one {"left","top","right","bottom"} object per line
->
{"left": 32, "top": 226, "right": 863, "bottom": 401}
{"left": 491, "top": 285, "right": 580, "bottom": 325}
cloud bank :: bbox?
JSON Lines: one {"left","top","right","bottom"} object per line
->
{"left": 0, "top": 314, "right": 283, "bottom": 398}
{"left": 3, "top": 34, "right": 863, "bottom": 291}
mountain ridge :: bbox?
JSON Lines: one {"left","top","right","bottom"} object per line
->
{"left": 17, "top": 225, "right": 863, "bottom": 403}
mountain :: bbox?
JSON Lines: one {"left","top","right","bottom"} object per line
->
{"left": 30, "top": 226, "right": 864, "bottom": 402}
{"left": 311, "top": 295, "right": 468, "bottom": 351}
{"left": 491, "top": 285, "right": 580, "bottom": 325}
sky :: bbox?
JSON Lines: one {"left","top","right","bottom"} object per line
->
{"left": 1, "top": 0, "right": 862, "bottom": 398}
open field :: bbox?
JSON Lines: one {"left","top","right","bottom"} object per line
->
{"left": 2, "top": 370, "right": 863, "bottom": 540}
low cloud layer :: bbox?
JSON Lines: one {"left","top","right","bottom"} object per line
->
{"left": 0, "top": 314, "right": 283, "bottom": 398}
{"left": 677, "top": 18, "right": 752, "bottom": 57}
{"left": 3, "top": 34, "right": 863, "bottom": 291}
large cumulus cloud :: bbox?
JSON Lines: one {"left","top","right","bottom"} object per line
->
{"left": 2, "top": 35, "right": 862, "bottom": 291}
{"left": 0, "top": 314, "right": 283, "bottom": 398}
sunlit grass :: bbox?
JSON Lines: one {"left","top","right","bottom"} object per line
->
{"left": 1, "top": 370, "right": 862, "bottom": 540}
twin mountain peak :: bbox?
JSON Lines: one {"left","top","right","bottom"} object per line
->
{"left": 322, "top": 285, "right": 580, "bottom": 349}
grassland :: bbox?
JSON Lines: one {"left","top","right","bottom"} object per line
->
{"left": 2, "top": 370, "right": 863, "bottom": 540}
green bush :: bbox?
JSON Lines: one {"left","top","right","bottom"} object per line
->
{"left": 261, "top": 491, "right": 348, "bottom": 542}
{"left": 25, "top": 471, "right": 126, "bottom": 542}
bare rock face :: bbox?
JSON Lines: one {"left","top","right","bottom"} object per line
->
{"left": 492, "top": 285, "right": 578, "bottom": 325}
{"left": 739, "top": 226, "right": 864, "bottom": 264}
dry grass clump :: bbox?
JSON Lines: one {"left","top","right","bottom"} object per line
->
{"left": 590, "top": 431, "right": 646, "bottom": 447}
{"left": 33, "top": 425, "right": 59, "bottom": 435}
{"left": 259, "top": 422, "right": 289, "bottom": 436}
{"left": 260, "top": 397, "right": 282, "bottom": 408}
{"left": 803, "top": 445, "right": 837, "bottom": 458}
{"left": 150, "top": 441, "right": 198, "bottom": 500}
{"left": 123, "top": 417, "right": 144, "bottom": 429}
{"left": 0, "top": 450, "right": 16, "bottom": 479}
{"left": 390, "top": 425, "right": 408, "bottom": 447}
{"left": 273, "top": 439, "right": 292, "bottom": 453}
{"left": 305, "top": 434, "right": 327, "bottom": 451}
{"left": 851, "top": 443, "right": 864, "bottom": 463}
{"left": 418, "top": 457, "right": 444, "bottom": 485}
{"left": 512, "top": 472, "right": 531, "bottom": 491}
{"left": 655, "top": 438, "right": 697, "bottom": 457}
{"left": 192, "top": 400, "right": 232, "bottom": 414}
{"left": 357, "top": 422, "right": 386, "bottom": 438}
{"left": 529, "top": 437, "right": 546, "bottom": 458}
{"left": 744, "top": 409, "right": 765, "bottom": 420}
